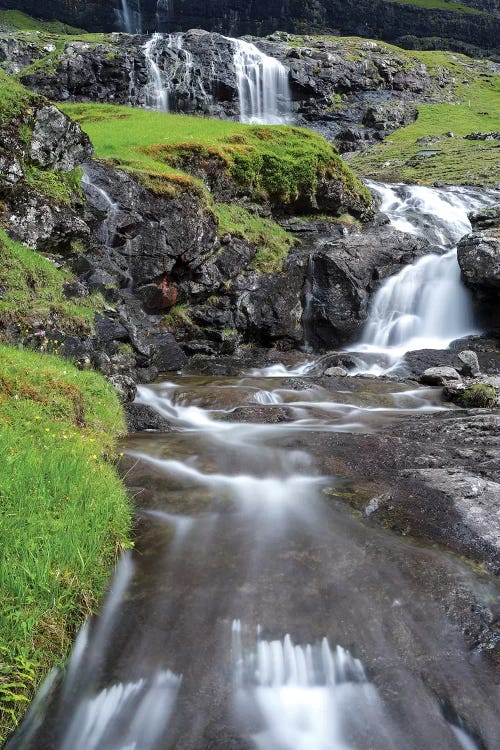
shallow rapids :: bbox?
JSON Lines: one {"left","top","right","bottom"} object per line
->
{"left": 9, "top": 373, "right": 499, "bottom": 750}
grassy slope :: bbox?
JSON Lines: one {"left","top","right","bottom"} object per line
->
{"left": 0, "top": 346, "right": 130, "bottom": 741}
{"left": 349, "top": 50, "right": 500, "bottom": 185}
{"left": 62, "top": 103, "right": 370, "bottom": 272}
{"left": 0, "top": 230, "right": 104, "bottom": 334}
{"left": 0, "top": 9, "right": 85, "bottom": 34}
{"left": 383, "top": 0, "right": 482, "bottom": 13}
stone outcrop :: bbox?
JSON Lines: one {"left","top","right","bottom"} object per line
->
{"left": 457, "top": 203, "right": 500, "bottom": 328}
{"left": 304, "top": 224, "right": 429, "bottom": 348}
{"left": 0, "top": 31, "right": 461, "bottom": 151}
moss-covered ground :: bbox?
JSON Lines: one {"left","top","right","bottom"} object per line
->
{"left": 0, "top": 9, "right": 85, "bottom": 34}
{"left": 349, "top": 50, "right": 500, "bottom": 185}
{"left": 0, "top": 346, "right": 131, "bottom": 742}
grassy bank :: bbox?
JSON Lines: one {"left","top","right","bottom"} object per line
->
{"left": 0, "top": 346, "right": 131, "bottom": 741}
{"left": 61, "top": 104, "right": 370, "bottom": 207}
{"left": 349, "top": 50, "right": 500, "bottom": 185}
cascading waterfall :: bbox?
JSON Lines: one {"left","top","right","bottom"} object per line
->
{"left": 117, "top": 0, "right": 142, "bottom": 34}
{"left": 82, "top": 169, "right": 119, "bottom": 247}
{"left": 143, "top": 33, "right": 200, "bottom": 112}
{"left": 228, "top": 38, "right": 293, "bottom": 124}
{"left": 350, "top": 182, "right": 499, "bottom": 370}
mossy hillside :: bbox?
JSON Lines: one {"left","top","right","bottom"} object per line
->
{"left": 349, "top": 50, "right": 500, "bottom": 185}
{"left": 0, "top": 345, "right": 131, "bottom": 742}
{"left": 383, "top": 0, "right": 483, "bottom": 14}
{"left": 61, "top": 103, "right": 372, "bottom": 209}
{"left": 0, "top": 9, "right": 85, "bottom": 34}
{"left": 0, "top": 230, "right": 104, "bottom": 334}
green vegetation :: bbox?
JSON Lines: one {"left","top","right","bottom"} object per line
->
{"left": 383, "top": 0, "right": 482, "bottom": 14}
{"left": 350, "top": 51, "right": 500, "bottom": 185}
{"left": 0, "top": 230, "right": 104, "bottom": 334}
{"left": 24, "top": 165, "right": 84, "bottom": 206}
{"left": 0, "top": 69, "right": 34, "bottom": 124}
{"left": 215, "top": 204, "right": 296, "bottom": 273}
{"left": 0, "top": 9, "right": 85, "bottom": 34}
{"left": 459, "top": 384, "right": 497, "bottom": 408}
{"left": 61, "top": 104, "right": 371, "bottom": 207}
{"left": 0, "top": 345, "right": 131, "bottom": 741}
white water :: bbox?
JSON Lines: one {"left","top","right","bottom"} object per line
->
{"left": 349, "top": 182, "right": 499, "bottom": 372}
{"left": 118, "top": 0, "right": 142, "bottom": 34}
{"left": 228, "top": 38, "right": 293, "bottom": 124}
{"left": 82, "top": 169, "right": 119, "bottom": 247}
{"left": 143, "top": 33, "right": 201, "bottom": 112}
{"left": 232, "top": 622, "right": 403, "bottom": 750}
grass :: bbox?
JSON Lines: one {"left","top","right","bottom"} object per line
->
{"left": 0, "top": 345, "right": 131, "bottom": 742}
{"left": 350, "top": 50, "right": 500, "bottom": 185}
{"left": 0, "top": 230, "right": 104, "bottom": 334}
{"left": 382, "top": 0, "right": 482, "bottom": 14}
{"left": 0, "top": 10, "right": 85, "bottom": 34}
{"left": 60, "top": 103, "right": 372, "bottom": 208}
{"left": 0, "top": 69, "right": 34, "bottom": 125}
{"left": 215, "top": 204, "right": 296, "bottom": 273}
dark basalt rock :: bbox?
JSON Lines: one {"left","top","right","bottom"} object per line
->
{"left": 457, "top": 203, "right": 500, "bottom": 328}
{"left": 305, "top": 225, "right": 430, "bottom": 349}
{"left": 125, "top": 402, "right": 173, "bottom": 432}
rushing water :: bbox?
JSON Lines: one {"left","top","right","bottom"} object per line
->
{"left": 7, "top": 176, "right": 500, "bottom": 747}
{"left": 228, "top": 38, "right": 292, "bottom": 124}
{"left": 8, "top": 371, "right": 499, "bottom": 749}
{"left": 348, "top": 182, "right": 499, "bottom": 372}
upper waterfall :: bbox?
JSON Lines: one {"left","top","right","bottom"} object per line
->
{"left": 118, "top": 0, "right": 143, "bottom": 34}
{"left": 228, "top": 38, "right": 293, "bottom": 124}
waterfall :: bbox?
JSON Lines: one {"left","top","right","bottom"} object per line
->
{"left": 143, "top": 33, "right": 170, "bottom": 110}
{"left": 117, "top": 0, "right": 142, "bottom": 34}
{"left": 228, "top": 38, "right": 293, "bottom": 124}
{"left": 350, "top": 182, "right": 499, "bottom": 370}
{"left": 143, "top": 33, "right": 200, "bottom": 112}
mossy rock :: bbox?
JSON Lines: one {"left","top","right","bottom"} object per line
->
{"left": 459, "top": 384, "right": 497, "bottom": 408}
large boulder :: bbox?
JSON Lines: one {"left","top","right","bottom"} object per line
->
{"left": 29, "top": 105, "right": 93, "bottom": 171}
{"left": 305, "top": 225, "right": 429, "bottom": 348}
{"left": 457, "top": 203, "right": 500, "bottom": 327}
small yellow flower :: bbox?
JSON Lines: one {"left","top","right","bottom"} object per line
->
{"left": 91, "top": 454, "right": 97, "bottom": 460}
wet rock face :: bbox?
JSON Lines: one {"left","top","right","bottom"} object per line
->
{"left": 305, "top": 225, "right": 429, "bottom": 349}
{"left": 29, "top": 105, "right": 93, "bottom": 172}
{"left": 458, "top": 203, "right": 500, "bottom": 327}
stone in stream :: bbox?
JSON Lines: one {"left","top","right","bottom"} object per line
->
{"left": 125, "top": 403, "right": 173, "bottom": 432}
{"left": 420, "top": 367, "right": 462, "bottom": 386}
{"left": 455, "top": 350, "right": 481, "bottom": 377}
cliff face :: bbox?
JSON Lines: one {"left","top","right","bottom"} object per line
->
{"left": 1, "top": 0, "right": 499, "bottom": 55}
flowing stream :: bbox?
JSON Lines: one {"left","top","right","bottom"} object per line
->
{"left": 117, "top": 0, "right": 143, "bottom": 34}
{"left": 7, "top": 183, "right": 500, "bottom": 748}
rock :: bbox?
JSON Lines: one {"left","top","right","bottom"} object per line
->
{"left": 324, "top": 366, "right": 348, "bottom": 377}
{"left": 420, "top": 367, "right": 462, "bottom": 386}
{"left": 306, "top": 225, "right": 429, "bottom": 348}
{"left": 455, "top": 350, "right": 480, "bottom": 377}
{"left": 29, "top": 105, "right": 93, "bottom": 172}
{"left": 125, "top": 403, "right": 173, "bottom": 432}
{"left": 457, "top": 204, "right": 500, "bottom": 327}
{"left": 108, "top": 374, "right": 137, "bottom": 403}
{"left": 153, "top": 333, "right": 188, "bottom": 373}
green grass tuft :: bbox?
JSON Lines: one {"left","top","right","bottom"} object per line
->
{"left": 0, "top": 230, "right": 104, "bottom": 334}
{"left": 0, "top": 10, "right": 85, "bottom": 34}
{"left": 0, "top": 345, "right": 131, "bottom": 742}
{"left": 215, "top": 204, "right": 296, "bottom": 273}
